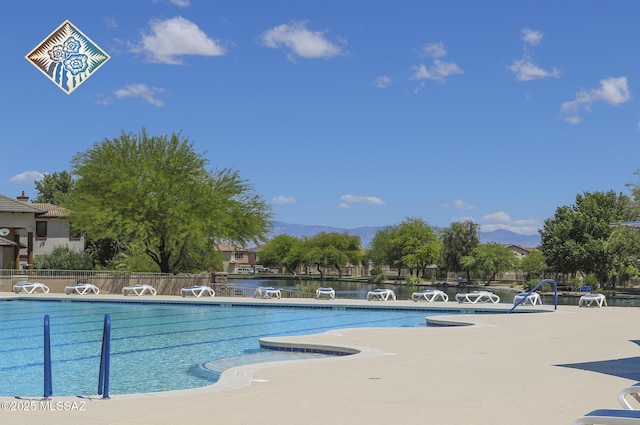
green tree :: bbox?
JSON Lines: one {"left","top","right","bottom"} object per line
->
{"left": 258, "top": 234, "right": 304, "bottom": 274}
{"left": 394, "top": 217, "right": 441, "bottom": 278}
{"left": 367, "top": 225, "right": 404, "bottom": 276}
{"left": 520, "top": 249, "right": 547, "bottom": 283}
{"left": 367, "top": 218, "right": 441, "bottom": 278}
{"left": 540, "top": 190, "right": 633, "bottom": 286}
{"left": 33, "top": 171, "right": 76, "bottom": 205}
{"left": 440, "top": 220, "right": 480, "bottom": 282}
{"left": 66, "top": 128, "right": 272, "bottom": 273}
{"left": 605, "top": 225, "right": 640, "bottom": 286}
{"left": 461, "top": 243, "right": 518, "bottom": 285}
{"left": 303, "top": 232, "right": 361, "bottom": 279}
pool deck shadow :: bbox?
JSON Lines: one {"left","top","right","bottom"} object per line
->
{"left": 0, "top": 294, "right": 636, "bottom": 425}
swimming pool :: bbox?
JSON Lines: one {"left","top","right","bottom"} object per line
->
{"left": 0, "top": 299, "right": 450, "bottom": 397}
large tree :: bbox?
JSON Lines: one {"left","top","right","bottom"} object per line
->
{"left": 66, "top": 128, "right": 272, "bottom": 273}
{"left": 440, "top": 220, "right": 480, "bottom": 282}
{"left": 258, "top": 234, "right": 305, "bottom": 274}
{"left": 303, "top": 232, "right": 361, "bottom": 279}
{"left": 461, "top": 243, "right": 518, "bottom": 285}
{"left": 367, "top": 218, "right": 440, "bottom": 278}
{"left": 33, "top": 170, "right": 76, "bottom": 205}
{"left": 394, "top": 217, "right": 441, "bottom": 278}
{"left": 367, "top": 225, "right": 404, "bottom": 276}
{"left": 540, "top": 190, "right": 634, "bottom": 286}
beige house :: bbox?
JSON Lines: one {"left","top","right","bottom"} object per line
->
{"left": 0, "top": 192, "right": 84, "bottom": 269}
{"left": 503, "top": 244, "right": 536, "bottom": 260}
{"left": 217, "top": 243, "right": 258, "bottom": 274}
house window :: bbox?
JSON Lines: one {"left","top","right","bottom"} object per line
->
{"left": 35, "top": 221, "right": 47, "bottom": 238}
{"left": 234, "top": 252, "right": 244, "bottom": 260}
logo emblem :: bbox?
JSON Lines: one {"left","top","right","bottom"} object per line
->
{"left": 26, "top": 20, "right": 110, "bottom": 95}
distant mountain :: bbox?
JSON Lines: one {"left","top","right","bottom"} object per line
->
{"left": 269, "top": 221, "right": 541, "bottom": 248}
{"left": 478, "top": 229, "right": 541, "bottom": 248}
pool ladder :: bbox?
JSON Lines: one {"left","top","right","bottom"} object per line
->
{"left": 43, "top": 313, "right": 111, "bottom": 399}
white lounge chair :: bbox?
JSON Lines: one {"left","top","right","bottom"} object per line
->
{"left": 122, "top": 284, "right": 156, "bottom": 296}
{"left": 13, "top": 282, "right": 49, "bottom": 294}
{"left": 411, "top": 289, "right": 448, "bottom": 302}
{"left": 513, "top": 292, "right": 542, "bottom": 305}
{"left": 455, "top": 291, "right": 500, "bottom": 304}
{"left": 65, "top": 283, "right": 100, "bottom": 295}
{"left": 367, "top": 288, "right": 396, "bottom": 301}
{"left": 579, "top": 293, "right": 607, "bottom": 307}
{"left": 618, "top": 384, "right": 640, "bottom": 410}
{"left": 315, "top": 287, "right": 335, "bottom": 299}
{"left": 572, "top": 408, "right": 640, "bottom": 424}
{"left": 181, "top": 285, "right": 215, "bottom": 298}
{"left": 254, "top": 287, "right": 281, "bottom": 299}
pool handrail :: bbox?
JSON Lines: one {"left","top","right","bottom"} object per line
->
{"left": 44, "top": 314, "right": 52, "bottom": 398}
{"left": 509, "top": 279, "right": 557, "bottom": 313}
{"left": 98, "top": 314, "right": 111, "bottom": 399}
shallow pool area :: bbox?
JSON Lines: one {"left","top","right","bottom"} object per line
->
{"left": 0, "top": 299, "right": 458, "bottom": 397}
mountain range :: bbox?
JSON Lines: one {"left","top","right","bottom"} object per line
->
{"left": 269, "top": 221, "right": 541, "bottom": 248}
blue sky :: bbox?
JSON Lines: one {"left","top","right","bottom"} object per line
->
{"left": 2, "top": 1, "right": 640, "bottom": 235}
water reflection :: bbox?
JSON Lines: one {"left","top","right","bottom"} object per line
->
{"left": 229, "top": 278, "right": 640, "bottom": 307}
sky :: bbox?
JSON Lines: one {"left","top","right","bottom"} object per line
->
{"left": 2, "top": 1, "right": 640, "bottom": 235}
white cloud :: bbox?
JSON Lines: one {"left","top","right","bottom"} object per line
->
{"left": 561, "top": 77, "right": 631, "bottom": 123}
{"left": 153, "top": 0, "right": 190, "bottom": 5}
{"left": 411, "top": 60, "right": 463, "bottom": 82}
{"left": 442, "top": 200, "right": 476, "bottom": 210}
{"left": 481, "top": 211, "right": 512, "bottom": 224}
{"left": 114, "top": 84, "right": 166, "bottom": 107}
{"left": 10, "top": 170, "right": 45, "bottom": 185}
{"left": 272, "top": 195, "right": 297, "bottom": 205}
{"left": 521, "top": 28, "right": 543, "bottom": 46}
{"left": 338, "top": 202, "right": 349, "bottom": 209}
{"left": 374, "top": 75, "right": 392, "bottom": 88}
{"left": 133, "top": 16, "right": 226, "bottom": 65}
{"left": 259, "top": 21, "right": 344, "bottom": 61}
{"left": 104, "top": 17, "right": 118, "bottom": 29}
{"left": 508, "top": 28, "right": 560, "bottom": 81}
{"left": 421, "top": 41, "right": 447, "bottom": 58}
{"left": 340, "top": 194, "right": 386, "bottom": 205}
{"left": 508, "top": 58, "right": 560, "bottom": 81}
{"left": 479, "top": 211, "right": 540, "bottom": 235}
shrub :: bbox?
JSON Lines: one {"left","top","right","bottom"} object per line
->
{"left": 33, "top": 246, "right": 94, "bottom": 270}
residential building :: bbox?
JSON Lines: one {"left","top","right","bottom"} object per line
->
{"left": 0, "top": 192, "right": 84, "bottom": 269}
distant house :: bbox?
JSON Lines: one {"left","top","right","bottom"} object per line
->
{"left": 0, "top": 192, "right": 84, "bottom": 269}
{"left": 26, "top": 201, "right": 84, "bottom": 258}
{"left": 217, "top": 243, "right": 258, "bottom": 274}
{"left": 502, "top": 244, "right": 536, "bottom": 260}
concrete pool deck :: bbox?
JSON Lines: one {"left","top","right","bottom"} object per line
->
{"left": 0, "top": 294, "right": 638, "bottom": 424}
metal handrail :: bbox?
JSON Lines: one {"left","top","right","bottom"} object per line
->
{"left": 43, "top": 315, "right": 52, "bottom": 398}
{"left": 98, "top": 314, "right": 111, "bottom": 399}
{"left": 509, "top": 279, "right": 557, "bottom": 313}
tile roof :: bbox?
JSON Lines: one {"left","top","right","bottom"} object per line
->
{"left": 0, "top": 194, "right": 45, "bottom": 214}
{"left": 30, "top": 203, "right": 70, "bottom": 218}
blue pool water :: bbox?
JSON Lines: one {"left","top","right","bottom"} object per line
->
{"left": 0, "top": 299, "right": 448, "bottom": 397}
